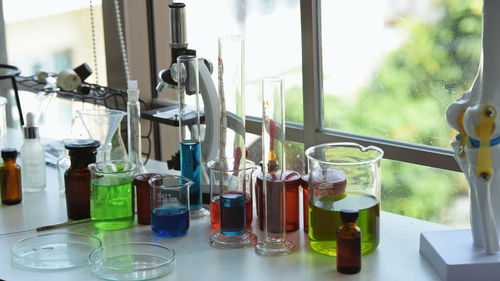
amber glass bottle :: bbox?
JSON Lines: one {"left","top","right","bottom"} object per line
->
{"left": 134, "top": 173, "right": 161, "bottom": 225}
{"left": 1, "top": 148, "right": 22, "bottom": 205}
{"left": 64, "top": 139, "right": 100, "bottom": 220}
{"left": 337, "top": 209, "right": 361, "bottom": 274}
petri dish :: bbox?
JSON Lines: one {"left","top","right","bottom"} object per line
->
{"left": 89, "top": 242, "right": 175, "bottom": 280}
{"left": 11, "top": 232, "right": 102, "bottom": 270}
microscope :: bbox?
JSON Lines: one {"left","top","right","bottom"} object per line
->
{"left": 152, "top": 2, "right": 219, "bottom": 195}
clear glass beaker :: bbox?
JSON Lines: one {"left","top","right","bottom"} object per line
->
{"left": 88, "top": 161, "right": 136, "bottom": 231}
{"left": 208, "top": 159, "right": 257, "bottom": 248}
{"left": 305, "top": 142, "right": 383, "bottom": 256}
{"left": 148, "top": 175, "right": 193, "bottom": 237}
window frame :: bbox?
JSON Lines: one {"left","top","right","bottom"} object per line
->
{"left": 120, "top": 0, "right": 460, "bottom": 172}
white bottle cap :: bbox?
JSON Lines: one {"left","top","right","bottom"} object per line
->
{"left": 127, "top": 80, "right": 139, "bottom": 102}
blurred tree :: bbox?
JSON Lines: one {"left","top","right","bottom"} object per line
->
{"left": 285, "top": 0, "right": 482, "bottom": 224}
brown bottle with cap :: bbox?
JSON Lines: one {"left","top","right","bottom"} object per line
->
{"left": 337, "top": 209, "right": 361, "bottom": 274}
{"left": 1, "top": 148, "right": 22, "bottom": 205}
{"left": 64, "top": 139, "right": 100, "bottom": 220}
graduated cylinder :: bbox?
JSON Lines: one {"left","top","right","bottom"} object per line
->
{"left": 255, "top": 77, "right": 293, "bottom": 256}
{"left": 176, "top": 55, "right": 207, "bottom": 218}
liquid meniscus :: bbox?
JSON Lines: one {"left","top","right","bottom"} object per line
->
{"left": 309, "top": 192, "right": 379, "bottom": 256}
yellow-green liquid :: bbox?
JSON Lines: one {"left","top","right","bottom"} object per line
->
{"left": 309, "top": 192, "right": 379, "bottom": 256}
{"left": 91, "top": 178, "right": 134, "bottom": 231}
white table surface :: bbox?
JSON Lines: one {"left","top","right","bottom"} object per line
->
{"left": 0, "top": 130, "right": 448, "bottom": 281}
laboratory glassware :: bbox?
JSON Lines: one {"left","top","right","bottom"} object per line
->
{"left": 305, "top": 142, "right": 383, "bottom": 256}
{"left": 149, "top": 175, "right": 192, "bottom": 237}
{"left": 301, "top": 175, "right": 309, "bottom": 232}
{"left": 209, "top": 159, "right": 256, "bottom": 228}
{"left": 0, "top": 96, "right": 7, "bottom": 142}
{"left": 176, "top": 55, "right": 208, "bottom": 218}
{"left": 89, "top": 242, "right": 175, "bottom": 280}
{"left": 11, "top": 232, "right": 102, "bottom": 270}
{"left": 88, "top": 160, "right": 135, "bottom": 231}
{"left": 64, "top": 139, "right": 100, "bottom": 220}
{"left": 57, "top": 144, "right": 71, "bottom": 194}
{"left": 337, "top": 209, "right": 362, "bottom": 274}
{"left": 21, "top": 112, "right": 46, "bottom": 192}
{"left": 127, "top": 80, "right": 146, "bottom": 174}
{"left": 0, "top": 148, "right": 21, "bottom": 205}
{"left": 78, "top": 108, "right": 127, "bottom": 161}
{"left": 256, "top": 170, "right": 301, "bottom": 232}
{"left": 255, "top": 77, "right": 294, "bottom": 256}
{"left": 135, "top": 173, "right": 161, "bottom": 225}
{"left": 208, "top": 159, "right": 257, "bottom": 248}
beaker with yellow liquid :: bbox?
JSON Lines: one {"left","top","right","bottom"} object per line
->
{"left": 305, "top": 143, "right": 383, "bottom": 256}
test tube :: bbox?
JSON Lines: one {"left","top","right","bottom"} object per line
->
{"left": 176, "top": 55, "right": 208, "bottom": 219}
{"left": 255, "top": 77, "right": 294, "bottom": 256}
{"left": 209, "top": 35, "right": 257, "bottom": 248}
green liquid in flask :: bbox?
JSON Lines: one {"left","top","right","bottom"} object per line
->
{"left": 91, "top": 178, "right": 134, "bottom": 231}
{"left": 309, "top": 192, "right": 379, "bottom": 256}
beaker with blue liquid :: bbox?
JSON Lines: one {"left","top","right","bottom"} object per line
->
{"left": 149, "top": 175, "right": 193, "bottom": 237}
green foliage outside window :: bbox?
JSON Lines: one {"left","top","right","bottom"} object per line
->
{"left": 284, "top": 0, "right": 482, "bottom": 225}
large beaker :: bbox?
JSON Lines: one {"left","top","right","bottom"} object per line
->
{"left": 78, "top": 109, "right": 127, "bottom": 161}
{"left": 305, "top": 142, "right": 383, "bottom": 256}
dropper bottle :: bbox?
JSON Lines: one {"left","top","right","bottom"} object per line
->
{"left": 20, "top": 112, "right": 46, "bottom": 192}
{"left": 127, "top": 80, "right": 146, "bottom": 174}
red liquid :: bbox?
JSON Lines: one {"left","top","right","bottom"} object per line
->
{"left": 210, "top": 193, "right": 252, "bottom": 228}
{"left": 256, "top": 170, "right": 301, "bottom": 232}
{"left": 134, "top": 173, "right": 161, "bottom": 225}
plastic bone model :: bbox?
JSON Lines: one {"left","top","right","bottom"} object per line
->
{"left": 445, "top": 0, "right": 500, "bottom": 254}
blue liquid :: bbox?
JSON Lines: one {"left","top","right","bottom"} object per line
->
{"left": 151, "top": 206, "right": 190, "bottom": 237}
{"left": 180, "top": 141, "right": 202, "bottom": 210}
{"left": 220, "top": 192, "right": 246, "bottom": 235}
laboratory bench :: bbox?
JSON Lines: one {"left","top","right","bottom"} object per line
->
{"left": 0, "top": 132, "right": 448, "bottom": 281}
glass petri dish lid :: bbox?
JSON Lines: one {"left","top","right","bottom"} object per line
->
{"left": 11, "top": 232, "right": 102, "bottom": 270}
{"left": 89, "top": 242, "right": 175, "bottom": 280}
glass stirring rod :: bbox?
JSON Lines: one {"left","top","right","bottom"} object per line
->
{"left": 0, "top": 218, "right": 91, "bottom": 237}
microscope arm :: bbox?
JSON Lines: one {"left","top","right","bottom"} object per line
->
{"left": 199, "top": 62, "right": 219, "bottom": 163}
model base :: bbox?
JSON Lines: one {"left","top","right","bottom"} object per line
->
{"left": 209, "top": 232, "right": 257, "bottom": 249}
{"left": 190, "top": 207, "right": 209, "bottom": 219}
{"left": 420, "top": 229, "right": 500, "bottom": 281}
{"left": 255, "top": 239, "right": 294, "bottom": 256}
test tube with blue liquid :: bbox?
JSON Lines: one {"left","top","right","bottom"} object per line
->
{"left": 208, "top": 35, "right": 257, "bottom": 248}
{"left": 176, "top": 55, "right": 209, "bottom": 219}
{"left": 149, "top": 175, "right": 193, "bottom": 237}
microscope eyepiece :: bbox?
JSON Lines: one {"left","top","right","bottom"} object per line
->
{"left": 170, "top": 2, "right": 187, "bottom": 48}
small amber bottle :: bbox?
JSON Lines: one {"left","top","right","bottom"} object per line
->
{"left": 64, "top": 139, "right": 100, "bottom": 220}
{"left": 1, "top": 148, "right": 22, "bottom": 205}
{"left": 337, "top": 209, "right": 361, "bottom": 274}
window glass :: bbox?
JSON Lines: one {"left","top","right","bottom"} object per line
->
{"left": 321, "top": 0, "right": 481, "bottom": 148}
{"left": 4, "top": 0, "right": 107, "bottom": 138}
{"left": 381, "top": 159, "right": 468, "bottom": 227}
{"left": 185, "top": 0, "right": 303, "bottom": 122}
